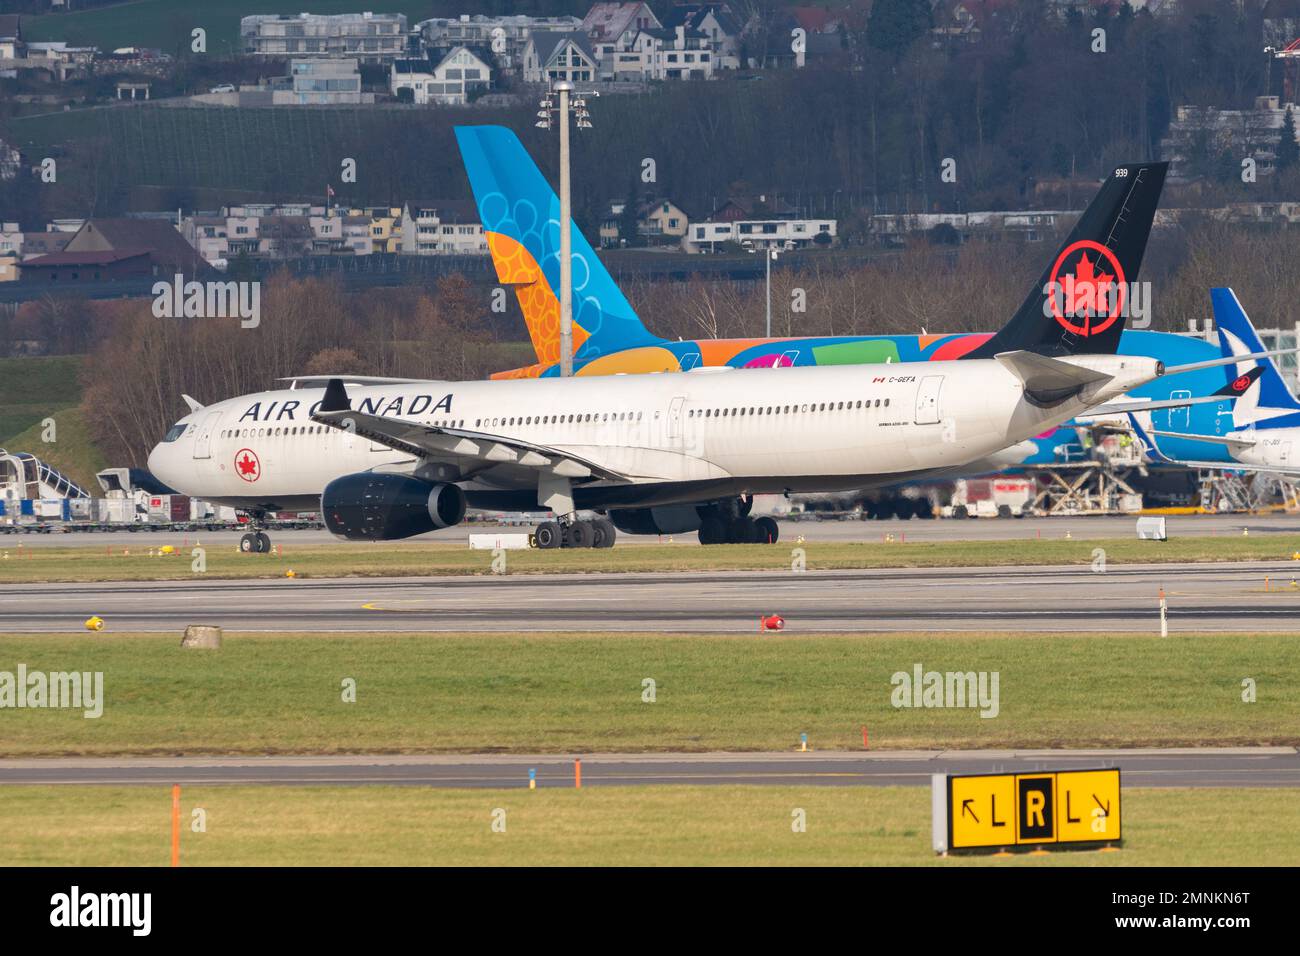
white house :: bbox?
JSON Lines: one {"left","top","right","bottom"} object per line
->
{"left": 391, "top": 46, "right": 493, "bottom": 105}
{"left": 400, "top": 200, "right": 487, "bottom": 255}
{"left": 416, "top": 14, "right": 582, "bottom": 70}
{"left": 630, "top": 26, "right": 714, "bottom": 80}
{"left": 661, "top": 4, "right": 743, "bottom": 70}
{"left": 522, "top": 32, "right": 599, "bottom": 84}
{"left": 684, "top": 217, "right": 837, "bottom": 252}
{"left": 273, "top": 58, "right": 371, "bottom": 105}
{"left": 582, "top": 2, "right": 661, "bottom": 50}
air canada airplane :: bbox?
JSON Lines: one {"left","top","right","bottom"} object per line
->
{"left": 1129, "top": 288, "right": 1300, "bottom": 476}
{"left": 461, "top": 125, "right": 1249, "bottom": 482}
{"left": 147, "top": 162, "right": 1266, "bottom": 552}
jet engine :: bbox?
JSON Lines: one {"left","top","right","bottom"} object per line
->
{"left": 321, "top": 474, "right": 466, "bottom": 540}
{"left": 609, "top": 505, "right": 702, "bottom": 536}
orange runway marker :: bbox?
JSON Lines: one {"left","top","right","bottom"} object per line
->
{"left": 574, "top": 758, "right": 582, "bottom": 789}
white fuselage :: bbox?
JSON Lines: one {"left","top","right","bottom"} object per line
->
{"left": 147, "top": 356, "right": 1156, "bottom": 513}
{"left": 1231, "top": 427, "right": 1298, "bottom": 471}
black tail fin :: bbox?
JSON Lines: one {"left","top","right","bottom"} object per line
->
{"left": 964, "top": 162, "right": 1168, "bottom": 359}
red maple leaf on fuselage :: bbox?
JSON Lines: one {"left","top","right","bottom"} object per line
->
{"left": 238, "top": 454, "right": 258, "bottom": 476}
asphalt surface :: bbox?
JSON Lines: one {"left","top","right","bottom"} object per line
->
{"left": 6, "top": 561, "right": 1300, "bottom": 633}
{"left": 1, "top": 748, "right": 1294, "bottom": 788}
{"left": 5, "top": 512, "right": 1298, "bottom": 548}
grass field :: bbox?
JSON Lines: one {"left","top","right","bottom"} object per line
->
{"left": 0, "top": 356, "right": 84, "bottom": 444}
{"left": 5, "top": 533, "right": 1300, "bottom": 584}
{"left": 1, "top": 631, "right": 1294, "bottom": 756}
{"left": 0, "top": 784, "right": 1293, "bottom": 866}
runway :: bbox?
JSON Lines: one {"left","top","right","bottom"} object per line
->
{"left": 1, "top": 748, "right": 1295, "bottom": 788}
{"left": 6, "top": 561, "right": 1300, "bottom": 632}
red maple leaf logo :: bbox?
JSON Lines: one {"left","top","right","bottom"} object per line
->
{"left": 1063, "top": 254, "right": 1115, "bottom": 320}
{"left": 235, "top": 450, "right": 260, "bottom": 481}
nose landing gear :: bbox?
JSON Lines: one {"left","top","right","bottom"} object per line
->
{"left": 239, "top": 531, "right": 271, "bottom": 554}
{"left": 238, "top": 511, "right": 273, "bottom": 554}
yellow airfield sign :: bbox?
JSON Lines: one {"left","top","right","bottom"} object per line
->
{"left": 932, "top": 768, "right": 1121, "bottom": 854}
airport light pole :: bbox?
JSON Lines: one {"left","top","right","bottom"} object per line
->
{"left": 748, "top": 244, "right": 780, "bottom": 338}
{"left": 536, "top": 80, "right": 595, "bottom": 377}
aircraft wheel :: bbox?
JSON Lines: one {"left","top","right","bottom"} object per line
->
{"left": 567, "top": 521, "right": 594, "bottom": 549}
{"left": 895, "top": 499, "right": 914, "bottom": 520}
{"left": 255, "top": 532, "right": 271, "bottom": 553}
{"left": 754, "top": 515, "right": 779, "bottom": 545}
{"left": 728, "top": 517, "right": 757, "bottom": 544}
{"left": 874, "top": 502, "right": 895, "bottom": 520}
{"left": 698, "top": 515, "right": 726, "bottom": 545}
{"left": 239, "top": 533, "right": 257, "bottom": 553}
{"left": 535, "top": 521, "right": 562, "bottom": 550}
{"left": 593, "top": 517, "right": 617, "bottom": 548}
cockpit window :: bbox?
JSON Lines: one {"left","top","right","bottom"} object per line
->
{"left": 162, "top": 423, "right": 187, "bottom": 443}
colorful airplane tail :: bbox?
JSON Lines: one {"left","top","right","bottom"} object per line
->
{"left": 455, "top": 125, "right": 663, "bottom": 374}
{"left": 1211, "top": 287, "right": 1300, "bottom": 430}
{"left": 964, "top": 162, "right": 1167, "bottom": 360}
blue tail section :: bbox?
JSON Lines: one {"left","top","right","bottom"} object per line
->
{"left": 455, "top": 125, "right": 663, "bottom": 363}
{"left": 1211, "top": 287, "right": 1300, "bottom": 429}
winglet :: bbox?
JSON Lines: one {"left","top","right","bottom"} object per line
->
{"left": 1212, "top": 365, "right": 1263, "bottom": 398}
{"left": 181, "top": 394, "right": 204, "bottom": 413}
{"left": 319, "top": 377, "right": 351, "bottom": 413}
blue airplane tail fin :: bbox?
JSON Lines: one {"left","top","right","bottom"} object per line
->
{"left": 455, "top": 125, "right": 663, "bottom": 369}
{"left": 1210, "top": 287, "right": 1300, "bottom": 429}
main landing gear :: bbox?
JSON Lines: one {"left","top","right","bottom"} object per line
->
{"left": 697, "top": 495, "right": 780, "bottom": 545}
{"left": 534, "top": 515, "right": 617, "bottom": 549}
{"left": 698, "top": 514, "right": 780, "bottom": 545}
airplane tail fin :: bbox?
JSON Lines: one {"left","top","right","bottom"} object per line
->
{"left": 1211, "top": 287, "right": 1300, "bottom": 429}
{"left": 455, "top": 125, "right": 663, "bottom": 369}
{"left": 964, "top": 162, "right": 1167, "bottom": 360}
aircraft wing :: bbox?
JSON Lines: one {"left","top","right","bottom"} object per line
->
{"left": 1088, "top": 365, "right": 1265, "bottom": 417}
{"left": 309, "top": 378, "right": 628, "bottom": 483}
{"left": 1086, "top": 394, "right": 1232, "bottom": 416}
{"left": 1145, "top": 429, "right": 1257, "bottom": 454}
{"left": 1124, "top": 412, "right": 1274, "bottom": 471}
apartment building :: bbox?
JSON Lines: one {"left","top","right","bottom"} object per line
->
{"left": 240, "top": 12, "right": 408, "bottom": 64}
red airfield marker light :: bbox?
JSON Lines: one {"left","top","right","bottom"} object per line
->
{"left": 759, "top": 614, "right": 786, "bottom": 632}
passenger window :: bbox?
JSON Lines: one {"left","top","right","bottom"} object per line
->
{"left": 884, "top": 399, "right": 890, "bottom": 407}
